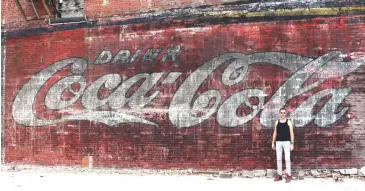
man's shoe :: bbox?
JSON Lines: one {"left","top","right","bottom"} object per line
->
{"left": 274, "top": 174, "right": 282, "bottom": 181}
{"left": 285, "top": 175, "right": 291, "bottom": 183}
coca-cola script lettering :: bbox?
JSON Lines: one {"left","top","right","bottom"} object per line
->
{"left": 12, "top": 51, "right": 365, "bottom": 128}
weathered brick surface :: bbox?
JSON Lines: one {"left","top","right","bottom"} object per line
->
{"left": 3, "top": 0, "right": 365, "bottom": 31}
{"left": 2, "top": 0, "right": 233, "bottom": 29}
{"left": 3, "top": 15, "right": 365, "bottom": 170}
{"left": 84, "top": 0, "right": 225, "bottom": 18}
{"left": 83, "top": 0, "right": 365, "bottom": 19}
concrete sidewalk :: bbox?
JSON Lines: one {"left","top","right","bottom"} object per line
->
{"left": 1, "top": 169, "right": 364, "bottom": 191}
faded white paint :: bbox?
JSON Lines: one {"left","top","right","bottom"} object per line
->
{"left": 11, "top": 51, "right": 365, "bottom": 128}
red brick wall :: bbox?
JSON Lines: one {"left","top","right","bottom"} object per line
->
{"left": 3, "top": 15, "right": 365, "bottom": 170}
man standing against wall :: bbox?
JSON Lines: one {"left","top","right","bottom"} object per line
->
{"left": 271, "top": 108, "right": 294, "bottom": 183}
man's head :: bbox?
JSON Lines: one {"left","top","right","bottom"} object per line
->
{"left": 279, "top": 108, "right": 287, "bottom": 119}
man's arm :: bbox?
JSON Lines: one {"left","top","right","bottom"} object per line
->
{"left": 272, "top": 121, "right": 278, "bottom": 150}
{"left": 288, "top": 120, "right": 294, "bottom": 144}
{"left": 288, "top": 120, "right": 294, "bottom": 151}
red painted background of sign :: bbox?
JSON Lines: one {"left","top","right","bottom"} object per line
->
{"left": 4, "top": 16, "right": 365, "bottom": 170}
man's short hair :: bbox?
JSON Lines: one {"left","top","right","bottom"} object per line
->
{"left": 279, "top": 108, "right": 286, "bottom": 111}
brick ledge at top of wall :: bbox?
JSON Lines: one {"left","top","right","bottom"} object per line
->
{"left": 3, "top": 14, "right": 365, "bottom": 39}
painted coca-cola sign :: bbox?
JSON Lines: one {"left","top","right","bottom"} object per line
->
{"left": 12, "top": 50, "right": 365, "bottom": 128}
{"left": 4, "top": 17, "right": 365, "bottom": 169}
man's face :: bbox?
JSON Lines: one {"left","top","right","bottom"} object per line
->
{"left": 280, "top": 110, "right": 286, "bottom": 117}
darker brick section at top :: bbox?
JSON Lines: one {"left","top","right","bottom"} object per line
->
{"left": 83, "top": 0, "right": 365, "bottom": 19}
{"left": 84, "top": 0, "right": 234, "bottom": 18}
{"left": 2, "top": 0, "right": 364, "bottom": 31}
{"left": 1, "top": 0, "right": 240, "bottom": 28}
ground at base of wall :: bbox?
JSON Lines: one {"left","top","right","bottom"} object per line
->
{"left": 0, "top": 167, "right": 364, "bottom": 191}
{"left": 1, "top": 164, "right": 365, "bottom": 181}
